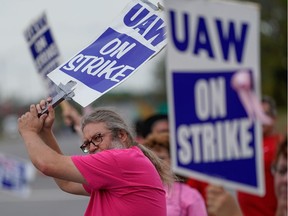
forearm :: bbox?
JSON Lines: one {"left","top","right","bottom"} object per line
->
{"left": 18, "top": 103, "right": 87, "bottom": 196}
{"left": 21, "top": 131, "right": 61, "bottom": 172}
{"left": 22, "top": 132, "right": 88, "bottom": 195}
{"left": 39, "top": 130, "right": 66, "bottom": 186}
{"left": 39, "top": 129, "right": 62, "bottom": 154}
{"left": 39, "top": 129, "right": 85, "bottom": 194}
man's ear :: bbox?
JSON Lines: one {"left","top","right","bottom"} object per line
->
{"left": 118, "top": 129, "right": 128, "bottom": 142}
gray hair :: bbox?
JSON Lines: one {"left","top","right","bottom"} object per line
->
{"left": 81, "top": 108, "right": 134, "bottom": 146}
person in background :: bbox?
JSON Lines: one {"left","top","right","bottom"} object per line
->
{"left": 237, "top": 95, "right": 280, "bottom": 216}
{"left": 140, "top": 114, "right": 169, "bottom": 139}
{"left": 143, "top": 132, "right": 208, "bottom": 216}
{"left": 60, "top": 101, "right": 83, "bottom": 136}
{"left": 271, "top": 136, "right": 287, "bottom": 216}
{"left": 206, "top": 185, "right": 243, "bottom": 216}
{"left": 186, "top": 177, "right": 209, "bottom": 201}
{"left": 140, "top": 113, "right": 211, "bottom": 203}
{"left": 205, "top": 134, "right": 287, "bottom": 216}
{"left": 134, "top": 119, "right": 146, "bottom": 144}
{"left": 18, "top": 98, "right": 174, "bottom": 216}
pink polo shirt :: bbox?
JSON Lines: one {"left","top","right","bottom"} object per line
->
{"left": 71, "top": 146, "right": 166, "bottom": 216}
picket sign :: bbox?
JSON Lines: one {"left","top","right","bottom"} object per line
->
{"left": 47, "top": 0, "right": 166, "bottom": 107}
{"left": 24, "top": 12, "right": 62, "bottom": 96}
{"left": 0, "top": 153, "right": 36, "bottom": 197}
{"left": 165, "top": 0, "right": 264, "bottom": 195}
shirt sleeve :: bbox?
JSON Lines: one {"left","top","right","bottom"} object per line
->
{"left": 71, "top": 150, "right": 122, "bottom": 190}
{"left": 182, "top": 184, "right": 208, "bottom": 216}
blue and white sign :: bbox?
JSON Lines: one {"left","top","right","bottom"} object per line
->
{"left": 0, "top": 153, "right": 36, "bottom": 197}
{"left": 24, "top": 12, "right": 62, "bottom": 95}
{"left": 165, "top": 0, "right": 264, "bottom": 195}
{"left": 48, "top": 0, "right": 166, "bottom": 107}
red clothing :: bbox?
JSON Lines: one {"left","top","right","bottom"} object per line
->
{"left": 187, "top": 134, "right": 279, "bottom": 216}
{"left": 237, "top": 135, "right": 279, "bottom": 216}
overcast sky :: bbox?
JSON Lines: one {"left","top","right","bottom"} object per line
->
{"left": 0, "top": 0, "right": 165, "bottom": 103}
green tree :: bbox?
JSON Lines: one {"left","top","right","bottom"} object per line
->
{"left": 247, "top": 0, "right": 287, "bottom": 108}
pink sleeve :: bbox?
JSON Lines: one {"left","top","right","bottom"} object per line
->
{"left": 71, "top": 151, "right": 122, "bottom": 190}
{"left": 182, "top": 185, "right": 208, "bottom": 216}
{"left": 82, "top": 183, "right": 91, "bottom": 194}
{"left": 186, "top": 196, "right": 208, "bottom": 216}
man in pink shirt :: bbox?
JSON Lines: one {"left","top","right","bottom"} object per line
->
{"left": 18, "top": 98, "right": 174, "bottom": 216}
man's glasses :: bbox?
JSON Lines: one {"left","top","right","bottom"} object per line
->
{"left": 80, "top": 133, "right": 108, "bottom": 153}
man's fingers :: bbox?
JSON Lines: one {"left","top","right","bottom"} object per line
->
{"left": 36, "top": 104, "right": 42, "bottom": 113}
{"left": 47, "top": 97, "right": 52, "bottom": 103}
{"left": 47, "top": 105, "right": 55, "bottom": 117}
{"left": 39, "top": 113, "right": 48, "bottom": 122}
{"left": 30, "top": 104, "right": 39, "bottom": 117}
{"left": 39, "top": 99, "right": 47, "bottom": 110}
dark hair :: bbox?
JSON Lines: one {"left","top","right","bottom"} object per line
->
{"left": 143, "top": 132, "right": 170, "bottom": 154}
{"left": 134, "top": 119, "right": 144, "bottom": 137}
{"left": 262, "top": 95, "right": 277, "bottom": 117}
{"left": 273, "top": 136, "right": 287, "bottom": 166}
{"left": 141, "top": 114, "right": 168, "bottom": 138}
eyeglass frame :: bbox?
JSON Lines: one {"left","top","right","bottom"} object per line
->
{"left": 80, "top": 132, "right": 111, "bottom": 153}
{"left": 271, "top": 165, "right": 287, "bottom": 176}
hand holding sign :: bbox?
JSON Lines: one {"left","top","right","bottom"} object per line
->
{"left": 24, "top": 13, "right": 80, "bottom": 133}
{"left": 231, "top": 70, "right": 272, "bottom": 125}
{"left": 38, "top": 80, "right": 77, "bottom": 117}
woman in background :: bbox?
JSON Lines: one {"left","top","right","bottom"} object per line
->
{"left": 143, "top": 132, "right": 208, "bottom": 216}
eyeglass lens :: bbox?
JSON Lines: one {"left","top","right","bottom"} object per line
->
{"left": 80, "top": 133, "right": 104, "bottom": 153}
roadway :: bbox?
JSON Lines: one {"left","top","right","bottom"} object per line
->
{"left": 0, "top": 130, "right": 89, "bottom": 216}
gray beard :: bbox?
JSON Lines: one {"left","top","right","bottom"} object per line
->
{"left": 109, "top": 139, "right": 125, "bottom": 150}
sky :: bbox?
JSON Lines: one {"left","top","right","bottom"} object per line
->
{"left": 0, "top": 0, "right": 165, "bottom": 103}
